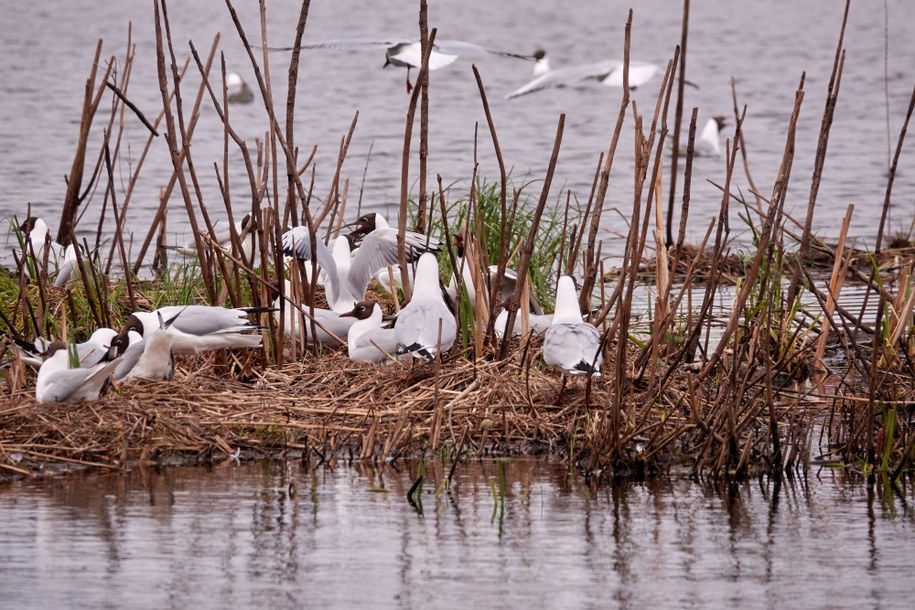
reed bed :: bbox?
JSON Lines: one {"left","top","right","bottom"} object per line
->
{"left": 3, "top": 0, "right": 915, "bottom": 484}
{"left": 1, "top": 338, "right": 876, "bottom": 480}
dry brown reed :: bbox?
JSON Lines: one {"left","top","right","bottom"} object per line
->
{"left": 0, "top": 337, "right": 873, "bottom": 480}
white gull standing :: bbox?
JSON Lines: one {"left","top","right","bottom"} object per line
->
{"left": 542, "top": 276, "right": 603, "bottom": 378}
{"left": 19, "top": 217, "right": 62, "bottom": 268}
{"left": 17, "top": 216, "right": 96, "bottom": 286}
{"left": 394, "top": 252, "right": 457, "bottom": 361}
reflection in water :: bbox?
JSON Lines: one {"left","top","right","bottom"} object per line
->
{"left": 1, "top": 461, "right": 914, "bottom": 609}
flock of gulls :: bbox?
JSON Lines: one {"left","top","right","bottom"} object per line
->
{"left": 9, "top": 212, "right": 602, "bottom": 404}
{"left": 252, "top": 36, "right": 726, "bottom": 153}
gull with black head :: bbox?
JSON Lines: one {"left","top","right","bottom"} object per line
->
{"left": 117, "top": 305, "right": 265, "bottom": 355}
{"left": 340, "top": 300, "right": 399, "bottom": 363}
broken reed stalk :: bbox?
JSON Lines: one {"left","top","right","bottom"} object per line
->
{"left": 860, "top": 78, "right": 915, "bottom": 442}
{"left": 187, "top": 44, "right": 261, "bottom": 274}
{"left": 103, "top": 140, "right": 137, "bottom": 311}
{"left": 730, "top": 79, "right": 764, "bottom": 210}
{"left": 104, "top": 27, "right": 145, "bottom": 278}
{"left": 225, "top": 0, "right": 327, "bottom": 355}
{"left": 813, "top": 204, "right": 854, "bottom": 379}
{"left": 313, "top": 113, "right": 359, "bottom": 230}
{"left": 498, "top": 114, "right": 565, "bottom": 359}
{"left": 650, "top": 108, "right": 699, "bottom": 368}
{"left": 257, "top": 0, "right": 280, "bottom": 255}
{"left": 698, "top": 75, "right": 804, "bottom": 382}
{"left": 875, "top": 84, "right": 915, "bottom": 254}
{"left": 586, "top": 10, "right": 634, "bottom": 320}
{"left": 59, "top": 40, "right": 113, "bottom": 247}
{"left": 95, "top": 30, "right": 139, "bottom": 262}
{"left": 639, "top": 220, "right": 715, "bottom": 393}
{"left": 567, "top": 153, "right": 604, "bottom": 277}
{"left": 284, "top": 0, "right": 311, "bottom": 215}
{"left": 278, "top": 0, "right": 317, "bottom": 362}
{"left": 416, "top": 0, "right": 430, "bottom": 234}
{"left": 463, "top": 134, "right": 492, "bottom": 351}
{"left": 153, "top": 0, "right": 217, "bottom": 301}
{"left": 163, "top": 16, "right": 233, "bottom": 307}
{"left": 786, "top": 0, "right": 849, "bottom": 309}
{"left": 471, "top": 64, "right": 511, "bottom": 341}
{"left": 665, "top": 0, "right": 690, "bottom": 247}
{"left": 397, "top": 27, "right": 438, "bottom": 303}
{"left": 130, "top": 54, "right": 194, "bottom": 274}
{"left": 598, "top": 53, "right": 679, "bottom": 459}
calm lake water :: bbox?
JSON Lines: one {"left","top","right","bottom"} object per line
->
{"left": 1, "top": 460, "right": 914, "bottom": 609}
{"left": 1, "top": 0, "right": 914, "bottom": 262}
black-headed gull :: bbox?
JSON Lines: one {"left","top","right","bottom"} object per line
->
{"left": 173, "top": 213, "right": 257, "bottom": 261}
{"left": 542, "top": 276, "right": 602, "bottom": 376}
{"left": 17, "top": 216, "right": 94, "bottom": 285}
{"left": 111, "top": 312, "right": 178, "bottom": 382}
{"left": 226, "top": 72, "right": 254, "bottom": 104}
{"left": 346, "top": 212, "right": 441, "bottom": 253}
{"left": 274, "top": 280, "right": 355, "bottom": 346}
{"left": 283, "top": 213, "right": 439, "bottom": 312}
{"left": 686, "top": 116, "right": 727, "bottom": 157}
{"left": 394, "top": 252, "right": 457, "bottom": 361}
{"left": 117, "top": 305, "right": 264, "bottom": 354}
{"left": 18, "top": 216, "right": 62, "bottom": 266}
{"left": 35, "top": 341, "right": 122, "bottom": 403}
{"left": 447, "top": 233, "right": 543, "bottom": 315}
{"left": 13, "top": 328, "right": 117, "bottom": 368}
{"left": 506, "top": 49, "right": 660, "bottom": 99}
{"left": 340, "top": 300, "right": 399, "bottom": 363}
{"left": 274, "top": 38, "right": 533, "bottom": 93}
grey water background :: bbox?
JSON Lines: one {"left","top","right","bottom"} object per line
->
{"left": 1, "top": 0, "right": 913, "bottom": 264}
{"left": 1, "top": 460, "right": 914, "bottom": 609}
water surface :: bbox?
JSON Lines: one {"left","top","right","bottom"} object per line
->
{"left": 1, "top": 460, "right": 913, "bottom": 609}
{"left": 1, "top": 0, "right": 913, "bottom": 262}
